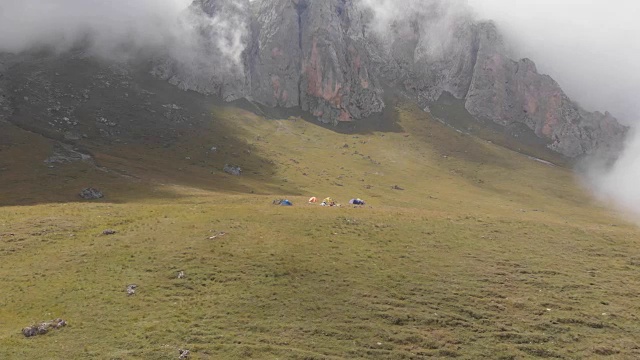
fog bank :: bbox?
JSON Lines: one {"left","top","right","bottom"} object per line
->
{"left": 0, "top": 0, "right": 248, "bottom": 72}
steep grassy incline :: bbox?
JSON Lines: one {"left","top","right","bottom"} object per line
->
{"left": 1, "top": 102, "right": 639, "bottom": 359}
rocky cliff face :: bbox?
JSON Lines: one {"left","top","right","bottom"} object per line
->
{"left": 152, "top": 0, "right": 625, "bottom": 158}
{"left": 0, "top": 0, "right": 622, "bottom": 159}
{"left": 199, "top": 0, "right": 628, "bottom": 158}
{"left": 247, "top": 0, "right": 384, "bottom": 123}
{"left": 151, "top": 0, "right": 251, "bottom": 101}
{"left": 464, "top": 23, "right": 627, "bottom": 157}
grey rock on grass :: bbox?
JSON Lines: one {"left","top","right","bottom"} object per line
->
{"left": 79, "top": 187, "right": 104, "bottom": 200}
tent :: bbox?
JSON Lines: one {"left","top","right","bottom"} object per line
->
{"left": 308, "top": 197, "right": 318, "bottom": 203}
{"left": 272, "top": 199, "right": 292, "bottom": 206}
{"left": 349, "top": 198, "right": 365, "bottom": 205}
{"left": 281, "top": 199, "right": 293, "bottom": 206}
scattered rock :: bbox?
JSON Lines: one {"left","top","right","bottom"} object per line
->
{"left": 45, "top": 143, "right": 92, "bottom": 164}
{"left": 223, "top": 164, "right": 242, "bottom": 176}
{"left": 178, "top": 349, "right": 191, "bottom": 359}
{"left": 22, "top": 327, "right": 37, "bottom": 338}
{"left": 126, "top": 284, "right": 137, "bottom": 296}
{"left": 37, "top": 323, "right": 49, "bottom": 335}
{"left": 177, "top": 271, "right": 185, "bottom": 279}
{"left": 391, "top": 185, "right": 404, "bottom": 191}
{"left": 22, "top": 319, "right": 67, "bottom": 338}
{"left": 79, "top": 187, "right": 104, "bottom": 199}
{"left": 102, "top": 229, "right": 117, "bottom": 235}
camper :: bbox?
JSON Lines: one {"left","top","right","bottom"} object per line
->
{"left": 321, "top": 197, "right": 336, "bottom": 206}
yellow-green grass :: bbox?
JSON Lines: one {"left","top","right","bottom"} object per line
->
{"left": 1, "top": 102, "right": 639, "bottom": 359}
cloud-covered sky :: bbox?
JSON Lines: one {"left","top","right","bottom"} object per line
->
{"left": 0, "top": 0, "right": 192, "bottom": 57}
{"left": 0, "top": 0, "right": 248, "bottom": 72}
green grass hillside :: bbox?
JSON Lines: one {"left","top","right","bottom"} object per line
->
{"left": 1, "top": 101, "right": 639, "bottom": 359}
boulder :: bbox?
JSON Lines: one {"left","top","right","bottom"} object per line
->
{"left": 22, "top": 319, "right": 67, "bottom": 338}
{"left": 79, "top": 187, "right": 104, "bottom": 200}
{"left": 223, "top": 164, "right": 242, "bottom": 176}
{"left": 179, "top": 349, "right": 191, "bottom": 359}
{"left": 126, "top": 284, "right": 137, "bottom": 296}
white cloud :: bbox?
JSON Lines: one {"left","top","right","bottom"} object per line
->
{"left": 0, "top": 0, "right": 248, "bottom": 70}
{"left": 0, "top": 0, "right": 190, "bottom": 56}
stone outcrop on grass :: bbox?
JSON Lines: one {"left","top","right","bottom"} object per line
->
{"left": 126, "top": 284, "right": 137, "bottom": 296}
{"left": 22, "top": 319, "right": 67, "bottom": 337}
{"left": 79, "top": 187, "right": 104, "bottom": 200}
{"left": 223, "top": 164, "right": 242, "bottom": 176}
{"left": 179, "top": 349, "right": 191, "bottom": 359}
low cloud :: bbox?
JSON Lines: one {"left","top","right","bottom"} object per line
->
{"left": 0, "top": 0, "right": 249, "bottom": 71}
{"left": 361, "top": 0, "right": 473, "bottom": 58}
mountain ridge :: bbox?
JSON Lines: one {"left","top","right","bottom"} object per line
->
{"left": 154, "top": 0, "right": 626, "bottom": 159}
{"left": 0, "top": 0, "right": 628, "bottom": 160}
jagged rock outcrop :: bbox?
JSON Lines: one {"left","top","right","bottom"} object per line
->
{"left": 465, "top": 22, "right": 627, "bottom": 157}
{"left": 248, "top": 0, "right": 383, "bottom": 123}
{"left": 158, "top": 0, "right": 626, "bottom": 158}
{"left": 379, "top": 7, "right": 479, "bottom": 102}
{"left": 297, "top": 0, "right": 384, "bottom": 123}
{"left": 248, "top": 0, "right": 302, "bottom": 108}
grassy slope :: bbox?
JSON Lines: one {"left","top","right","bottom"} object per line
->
{"left": 1, "top": 102, "right": 640, "bottom": 359}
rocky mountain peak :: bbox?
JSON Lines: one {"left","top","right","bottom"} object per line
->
{"left": 0, "top": 0, "right": 628, "bottom": 159}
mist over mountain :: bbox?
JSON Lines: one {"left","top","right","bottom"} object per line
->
{"left": 464, "top": 0, "right": 640, "bottom": 219}
{"left": 467, "top": 0, "right": 640, "bottom": 124}
{"left": 0, "top": 0, "right": 638, "bottom": 218}
{"left": 0, "top": 0, "right": 247, "bottom": 71}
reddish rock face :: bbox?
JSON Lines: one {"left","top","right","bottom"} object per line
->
{"left": 161, "top": 0, "right": 626, "bottom": 158}
{"left": 247, "top": 0, "right": 383, "bottom": 123}
{"left": 297, "top": 0, "right": 383, "bottom": 124}
{"left": 465, "top": 23, "right": 627, "bottom": 157}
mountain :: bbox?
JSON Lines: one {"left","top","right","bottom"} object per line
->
{"left": 155, "top": 0, "right": 626, "bottom": 159}
{"left": 0, "top": 0, "right": 628, "bottom": 159}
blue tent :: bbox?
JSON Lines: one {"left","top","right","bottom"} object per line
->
{"left": 281, "top": 199, "right": 293, "bottom": 206}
